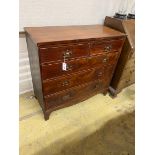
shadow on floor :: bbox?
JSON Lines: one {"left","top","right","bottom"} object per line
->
{"left": 34, "top": 111, "right": 135, "bottom": 155}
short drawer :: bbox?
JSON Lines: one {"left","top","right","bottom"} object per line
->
{"left": 42, "top": 67, "right": 106, "bottom": 95}
{"left": 44, "top": 80, "right": 106, "bottom": 109}
{"left": 39, "top": 43, "right": 89, "bottom": 63}
{"left": 41, "top": 53, "right": 119, "bottom": 80}
{"left": 90, "top": 38, "right": 124, "bottom": 55}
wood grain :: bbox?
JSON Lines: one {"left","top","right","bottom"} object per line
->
{"left": 25, "top": 25, "right": 126, "bottom": 120}
{"left": 25, "top": 25, "right": 126, "bottom": 46}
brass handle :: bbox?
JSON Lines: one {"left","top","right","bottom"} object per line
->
{"left": 98, "top": 71, "right": 103, "bottom": 77}
{"left": 62, "top": 94, "right": 71, "bottom": 101}
{"left": 103, "top": 57, "right": 108, "bottom": 63}
{"left": 62, "top": 80, "right": 69, "bottom": 86}
{"left": 104, "top": 45, "right": 112, "bottom": 52}
{"left": 62, "top": 91, "right": 75, "bottom": 101}
{"left": 66, "top": 64, "right": 72, "bottom": 71}
{"left": 63, "top": 50, "right": 72, "bottom": 58}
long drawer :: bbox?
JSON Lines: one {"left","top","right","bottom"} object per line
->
{"left": 39, "top": 43, "right": 89, "bottom": 63}
{"left": 44, "top": 80, "right": 106, "bottom": 109}
{"left": 41, "top": 52, "right": 119, "bottom": 80}
{"left": 42, "top": 67, "right": 107, "bottom": 95}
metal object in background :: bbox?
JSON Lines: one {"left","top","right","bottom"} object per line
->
{"left": 114, "top": 0, "right": 135, "bottom": 19}
{"left": 127, "top": 1, "right": 135, "bottom": 19}
{"left": 114, "top": 0, "right": 128, "bottom": 19}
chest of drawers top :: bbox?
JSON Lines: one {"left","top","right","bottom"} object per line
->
{"left": 25, "top": 25, "right": 125, "bottom": 46}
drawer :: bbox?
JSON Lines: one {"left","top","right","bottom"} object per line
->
{"left": 39, "top": 43, "right": 89, "bottom": 63}
{"left": 41, "top": 53, "right": 119, "bottom": 80}
{"left": 42, "top": 67, "right": 106, "bottom": 95}
{"left": 44, "top": 80, "right": 106, "bottom": 109}
{"left": 41, "top": 57, "right": 89, "bottom": 80}
{"left": 90, "top": 38, "right": 124, "bottom": 55}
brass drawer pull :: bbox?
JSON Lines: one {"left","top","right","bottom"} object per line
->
{"left": 98, "top": 71, "right": 103, "bottom": 77}
{"left": 62, "top": 94, "right": 71, "bottom": 101}
{"left": 62, "top": 80, "right": 69, "bottom": 86}
{"left": 62, "top": 91, "right": 75, "bottom": 101}
{"left": 63, "top": 50, "right": 72, "bottom": 58}
{"left": 104, "top": 45, "right": 112, "bottom": 52}
{"left": 66, "top": 64, "right": 72, "bottom": 71}
{"left": 103, "top": 57, "right": 108, "bottom": 63}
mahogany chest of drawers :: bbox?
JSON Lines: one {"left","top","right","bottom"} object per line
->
{"left": 104, "top": 17, "right": 135, "bottom": 97}
{"left": 25, "top": 25, "right": 126, "bottom": 120}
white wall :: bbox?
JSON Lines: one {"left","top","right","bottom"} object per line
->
{"left": 19, "top": 35, "right": 33, "bottom": 94}
{"left": 19, "top": 0, "right": 123, "bottom": 31}
{"left": 19, "top": 0, "right": 131, "bottom": 94}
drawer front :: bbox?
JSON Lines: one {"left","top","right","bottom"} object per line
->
{"left": 45, "top": 80, "right": 105, "bottom": 109}
{"left": 90, "top": 38, "right": 124, "bottom": 55}
{"left": 42, "top": 67, "right": 106, "bottom": 95}
{"left": 41, "top": 53, "right": 119, "bottom": 80}
{"left": 41, "top": 57, "right": 89, "bottom": 80}
{"left": 39, "top": 43, "right": 89, "bottom": 63}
